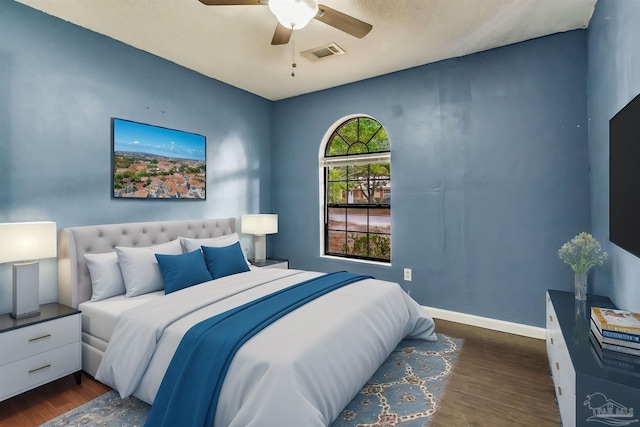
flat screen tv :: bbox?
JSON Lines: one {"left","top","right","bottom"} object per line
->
{"left": 610, "top": 93, "right": 640, "bottom": 257}
{"left": 111, "top": 118, "right": 206, "bottom": 199}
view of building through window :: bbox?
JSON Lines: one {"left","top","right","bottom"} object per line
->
{"left": 322, "top": 117, "right": 391, "bottom": 262}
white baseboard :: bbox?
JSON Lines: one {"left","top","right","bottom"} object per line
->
{"left": 423, "top": 305, "right": 546, "bottom": 340}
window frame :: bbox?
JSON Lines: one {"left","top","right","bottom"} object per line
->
{"left": 319, "top": 115, "right": 391, "bottom": 263}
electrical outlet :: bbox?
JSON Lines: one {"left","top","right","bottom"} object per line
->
{"left": 403, "top": 268, "right": 412, "bottom": 281}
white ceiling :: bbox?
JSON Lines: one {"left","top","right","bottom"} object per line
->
{"left": 17, "top": 0, "right": 596, "bottom": 101}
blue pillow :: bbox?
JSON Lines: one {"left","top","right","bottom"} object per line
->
{"left": 155, "top": 250, "right": 213, "bottom": 294}
{"left": 201, "top": 242, "right": 251, "bottom": 279}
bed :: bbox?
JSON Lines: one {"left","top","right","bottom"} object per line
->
{"left": 57, "top": 218, "right": 436, "bottom": 426}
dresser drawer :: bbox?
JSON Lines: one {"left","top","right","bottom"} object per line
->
{"left": 0, "top": 341, "right": 81, "bottom": 401}
{"left": 547, "top": 328, "right": 576, "bottom": 397}
{"left": 547, "top": 296, "right": 576, "bottom": 396}
{"left": 0, "top": 314, "right": 80, "bottom": 365}
{"left": 546, "top": 292, "right": 561, "bottom": 367}
{"left": 555, "top": 384, "right": 576, "bottom": 427}
{"left": 549, "top": 343, "right": 576, "bottom": 398}
{"left": 546, "top": 292, "right": 559, "bottom": 332}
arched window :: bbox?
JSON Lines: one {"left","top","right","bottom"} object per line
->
{"left": 321, "top": 116, "right": 391, "bottom": 262}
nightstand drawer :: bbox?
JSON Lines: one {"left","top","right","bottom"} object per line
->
{"left": 0, "top": 341, "right": 81, "bottom": 400}
{"left": 0, "top": 314, "right": 80, "bottom": 365}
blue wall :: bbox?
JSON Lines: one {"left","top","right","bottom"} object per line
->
{"left": 271, "top": 31, "right": 590, "bottom": 327}
{"left": 0, "top": 2, "right": 272, "bottom": 313}
{"left": 1, "top": 1, "right": 596, "bottom": 328}
{"left": 588, "top": 0, "right": 640, "bottom": 312}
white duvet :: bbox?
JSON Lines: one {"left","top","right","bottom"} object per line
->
{"left": 96, "top": 268, "right": 436, "bottom": 427}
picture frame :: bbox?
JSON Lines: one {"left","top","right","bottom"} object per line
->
{"left": 111, "top": 118, "right": 206, "bottom": 200}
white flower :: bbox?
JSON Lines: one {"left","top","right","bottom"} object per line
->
{"left": 558, "top": 232, "right": 608, "bottom": 275}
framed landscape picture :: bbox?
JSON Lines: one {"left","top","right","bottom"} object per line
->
{"left": 111, "top": 118, "right": 206, "bottom": 199}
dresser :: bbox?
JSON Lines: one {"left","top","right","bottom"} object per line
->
{"left": 546, "top": 290, "right": 640, "bottom": 427}
{"left": 0, "top": 303, "right": 81, "bottom": 401}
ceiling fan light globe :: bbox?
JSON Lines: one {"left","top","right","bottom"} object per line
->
{"left": 268, "top": 0, "right": 318, "bottom": 30}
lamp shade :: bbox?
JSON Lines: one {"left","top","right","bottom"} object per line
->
{"left": 0, "top": 221, "right": 57, "bottom": 263}
{"left": 241, "top": 214, "right": 278, "bottom": 235}
{"left": 268, "top": 0, "right": 318, "bottom": 29}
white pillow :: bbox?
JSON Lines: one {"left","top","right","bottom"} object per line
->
{"left": 179, "top": 233, "right": 251, "bottom": 267}
{"left": 84, "top": 252, "right": 126, "bottom": 301}
{"left": 179, "top": 233, "right": 239, "bottom": 252}
{"left": 116, "top": 239, "right": 183, "bottom": 297}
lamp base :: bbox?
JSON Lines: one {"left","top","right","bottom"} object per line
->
{"left": 10, "top": 261, "right": 41, "bottom": 319}
{"left": 10, "top": 309, "right": 41, "bottom": 320}
{"left": 252, "top": 234, "right": 267, "bottom": 263}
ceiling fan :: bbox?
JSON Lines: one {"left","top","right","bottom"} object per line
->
{"left": 198, "top": 0, "right": 373, "bottom": 45}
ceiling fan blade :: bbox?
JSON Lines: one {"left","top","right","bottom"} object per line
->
{"left": 198, "top": 0, "right": 262, "bottom": 5}
{"left": 315, "top": 4, "right": 372, "bottom": 38}
{"left": 271, "top": 23, "right": 293, "bottom": 45}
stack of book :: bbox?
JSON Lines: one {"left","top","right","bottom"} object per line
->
{"left": 590, "top": 307, "right": 640, "bottom": 374}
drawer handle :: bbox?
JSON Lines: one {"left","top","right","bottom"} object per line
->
{"left": 549, "top": 315, "right": 553, "bottom": 322}
{"left": 550, "top": 338, "right": 554, "bottom": 345}
{"left": 556, "top": 362, "right": 560, "bottom": 370}
{"left": 29, "top": 364, "right": 51, "bottom": 374}
{"left": 558, "top": 386, "right": 562, "bottom": 396}
{"left": 29, "top": 334, "right": 51, "bottom": 343}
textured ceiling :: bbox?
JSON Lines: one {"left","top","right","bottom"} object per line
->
{"left": 17, "top": 0, "right": 597, "bottom": 101}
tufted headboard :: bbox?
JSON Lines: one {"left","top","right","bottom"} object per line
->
{"left": 58, "top": 218, "right": 236, "bottom": 308}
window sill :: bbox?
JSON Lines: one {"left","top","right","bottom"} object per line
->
{"left": 320, "top": 254, "right": 392, "bottom": 267}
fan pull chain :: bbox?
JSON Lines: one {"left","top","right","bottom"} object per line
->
{"left": 291, "top": 30, "right": 297, "bottom": 77}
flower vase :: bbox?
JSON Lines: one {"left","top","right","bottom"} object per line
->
{"left": 574, "top": 300, "right": 590, "bottom": 343}
{"left": 574, "top": 272, "right": 588, "bottom": 301}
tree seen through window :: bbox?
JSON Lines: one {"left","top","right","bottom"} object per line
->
{"left": 323, "top": 117, "right": 391, "bottom": 262}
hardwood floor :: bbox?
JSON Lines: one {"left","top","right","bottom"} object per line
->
{"left": 432, "top": 319, "right": 560, "bottom": 427}
{"left": 0, "top": 320, "right": 559, "bottom": 427}
{"left": 0, "top": 373, "right": 109, "bottom": 427}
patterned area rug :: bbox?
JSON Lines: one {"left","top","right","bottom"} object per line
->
{"left": 41, "top": 334, "right": 461, "bottom": 427}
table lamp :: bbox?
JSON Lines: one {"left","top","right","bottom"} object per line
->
{"left": 241, "top": 214, "right": 278, "bottom": 262}
{"left": 0, "top": 221, "right": 57, "bottom": 319}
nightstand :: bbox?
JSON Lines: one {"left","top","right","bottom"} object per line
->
{"left": 0, "top": 303, "right": 81, "bottom": 402}
{"left": 249, "top": 258, "right": 289, "bottom": 269}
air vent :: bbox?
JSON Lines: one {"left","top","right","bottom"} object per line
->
{"left": 301, "top": 43, "right": 346, "bottom": 62}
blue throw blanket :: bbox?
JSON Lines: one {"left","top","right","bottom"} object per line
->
{"left": 144, "top": 271, "right": 371, "bottom": 427}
